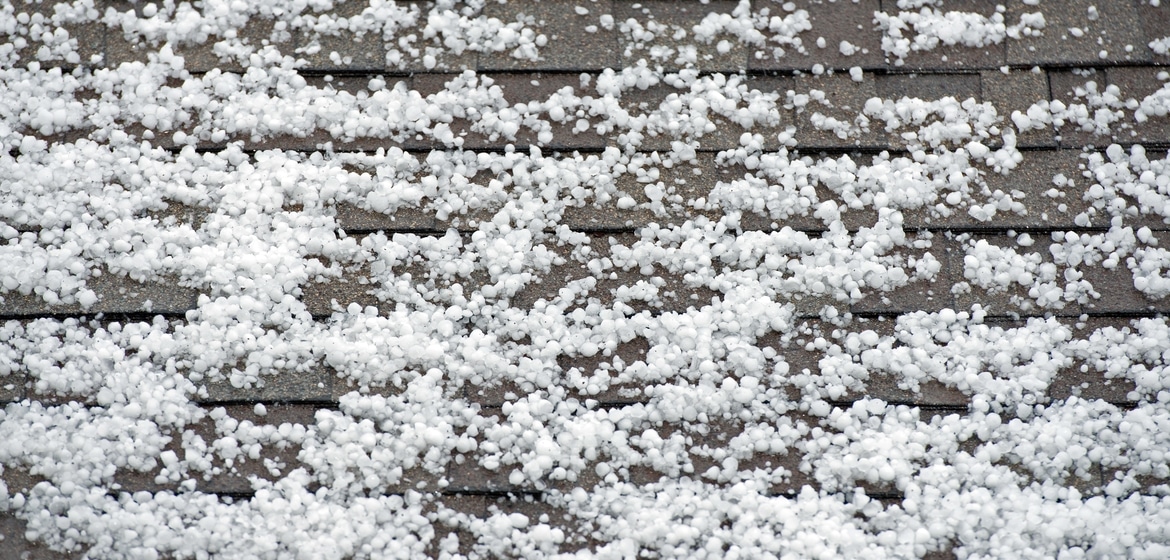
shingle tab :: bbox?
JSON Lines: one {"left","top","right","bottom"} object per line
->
{"left": 750, "top": 0, "right": 885, "bottom": 72}
{"left": 410, "top": 72, "right": 607, "bottom": 150}
{"left": 386, "top": 0, "right": 479, "bottom": 72}
{"left": 981, "top": 68, "right": 1057, "bottom": 148}
{"left": 236, "top": 76, "right": 411, "bottom": 152}
{"left": 876, "top": 73, "right": 982, "bottom": 149}
{"left": 186, "top": 404, "right": 322, "bottom": 494}
{"left": 481, "top": 0, "right": 619, "bottom": 71}
{"left": 1136, "top": 1, "right": 1170, "bottom": 63}
{"left": 1107, "top": 67, "right": 1170, "bottom": 147}
{"left": 563, "top": 152, "right": 742, "bottom": 229}
{"left": 951, "top": 234, "right": 1083, "bottom": 318}
{"left": 880, "top": 0, "right": 1006, "bottom": 71}
{"left": 616, "top": 0, "right": 747, "bottom": 73}
{"left": 793, "top": 71, "right": 888, "bottom": 149}
{"left": 198, "top": 366, "right": 334, "bottom": 403}
{"left": 939, "top": 149, "right": 1100, "bottom": 230}
{"left": 105, "top": 13, "right": 292, "bottom": 74}
{"left": 0, "top": 515, "right": 78, "bottom": 560}
{"left": 1048, "top": 68, "right": 1109, "bottom": 149}
{"left": 8, "top": 0, "right": 102, "bottom": 69}
{"left": 1006, "top": 0, "right": 1149, "bottom": 66}
{"left": 300, "top": 267, "right": 382, "bottom": 317}
{"left": 1079, "top": 262, "right": 1170, "bottom": 314}
{"left": 850, "top": 236, "right": 958, "bottom": 314}
{"left": 0, "top": 372, "right": 26, "bottom": 404}
{"left": 296, "top": 1, "right": 386, "bottom": 71}
{"left": 0, "top": 273, "right": 198, "bottom": 318}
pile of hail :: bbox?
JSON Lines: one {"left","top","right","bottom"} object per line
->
{"left": 2, "top": 0, "right": 1170, "bottom": 558}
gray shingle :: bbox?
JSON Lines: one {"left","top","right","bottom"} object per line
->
{"left": 335, "top": 201, "right": 439, "bottom": 232}
{"left": 863, "top": 375, "right": 970, "bottom": 407}
{"left": 1, "top": 272, "right": 198, "bottom": 318}
{"left": 300, "top": 265, "right": 381, "bottom": 317}
{"left": 751, "top": 0, "right": 885, "bottom": 72}
{"left": 564, "top": 152, "right": 738, "bottom": 229}
{"left": 485, "top": 72, "right": 609, "bottom": 150}
{"left": 296, "top": 2, "right": 386, "bottom": 71}
{"left": 877, "top": 73, "right": 982, "bottom": 104}
{"left": 1009, "top": 460, "right": 1105, "bottom": 497}
{"left": 463, "top": 377, "right": 528, "bottom": 408}
{"left": 793, "top": 72, "right": 888, "bottom": 149}
{"left": 239, "top": 76, "right": 410, "bottom": 152}
{"left": 1048, "top": 67, "right": 1170, "bottom": 152}
{"left": 616, "top": 75, "right": 794, "bottom": 152}
{"left": 1050, "top": 362, "right": 1137, "bottom": 404}
{"left": 429, "top": 495, "right": 577, "bottom": 556}
{"left": 616, "top": 0, "right": 747, "bottom": 73}
{"left": 186, "top": 404, "right": 322, "bottom": 494}
{"left": 1048, "top": 68, "right": 1109, "bottom": 149}
{"left": 7, "top": 0, "right": 102, "bottom": 69}
{"left": 444, "top": 438, "right": 608, "bottom": 493}
{"left": 0, "top": 515, "right": 81, "bottom": 560}
{"left": 602, "top": 265, "right": 721, "bottom": 314}
{"left": 909, "top": 149, "right": 1099, "bottom": 231}
{"left": 689, "top": 418, "right": 814, "bottom": 490}
{"left": 1137, "top": 1, "right": 1170, "bottom": 63}
{"left": 1079, "top": 263, "right": 1170, "bottom": 315}
{"left": 618, "top": 82, "right": 694, "bottom": 152}
{"left": 198, "top": 366, "right": 333, "bottom": 403}
{"left": 880, "top": 0, "right": 1006, "bottom": 70}
{"left": 1006, "top": 0, "right": 1149, "bottom": 66}
{"left": 0, "top": 372, "right": 26, "bottom": 404}
{"left": 466, "top": 336, "right": 652, "bottom": 407}
{"left": 1107, "top": 67, "right": 1170, "bottom": 147}
{"left": 105, "top": 15, "right": 293, "bottom": 74}
{"left": 1101, "top": 468, "right": 1170, "bottom": 498}
{"left": 480, "top": 0, "right": 619, "bottom": 71}
{"left": 876, "top": 72, "right": 982, "bottom": 149}
{"left": 409, "top": 72, "right": 607, "bottom": 151}
{"left": 557, "top": 336, "right": 651, "bottom": 403}
{"left": 980, "top": 68, "right": 1057, "bottom": 148}
{"left": 386, "top": 0, "right": 479, "bottom": 72}
{"left": 850, "top": 236, "right": 957, "bottom": 314}
{"left": 951, "top": 234, "right": 1083, "bottom": 318}
{"left": 508, "top": 241, "right": 584, "bottom": 310}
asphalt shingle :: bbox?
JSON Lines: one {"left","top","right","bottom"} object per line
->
{"left": 616, "top": 0, "right": 747, "bottom": 73}
{"left": 481, "top": 0, "right": 620, "bottom": 71}
{"left": 793, "top": 71, "right": 888, "bottom": 149}
{"left": 749, "top": 0, "right": 885, "bottom": 71}
{"left": 980, "top": 68, "right": 1057, "bottom": 148}
{"left": 1005, "top": 0, "right": 1149, "bottom": 66}
{"left": 296, "top": 1, "right": 387, "bottom": 71}
{"left": 879, "top": 0, "right": 1007, "bottom": 70}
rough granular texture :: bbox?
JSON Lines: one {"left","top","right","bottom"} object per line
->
{"left": 3, "top": 1, "right": 1170, "bottom": 558}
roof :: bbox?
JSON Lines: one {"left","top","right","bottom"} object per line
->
{"left": 2, "top": 0, "right": 1170, "bottom": 557}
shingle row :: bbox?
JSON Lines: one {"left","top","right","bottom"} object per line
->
{"left": 12, "top": 0, "right": 1166, "bottom": 74}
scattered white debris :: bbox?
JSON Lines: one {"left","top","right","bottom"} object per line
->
{"left": 1, "top": 0, "right": 1170, "bottom": 558}
{"left": 875, "top": 4, "right": 1046, "bottom": 66}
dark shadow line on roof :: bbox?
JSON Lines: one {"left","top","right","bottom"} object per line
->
{"left": 828, "top": 399, "right": 969, "bottom": 413}
{"left": 191, "top": 398, "right": 340, "bottom": 408}
{"left": 0, "top": 311, "right": 189, "bottom": 322}
{"left": 435, "top": 488, "right": 545, "bottom": 498}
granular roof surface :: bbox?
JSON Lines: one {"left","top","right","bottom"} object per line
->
{"left": 2, "top": 0, "right": 1170, "bottom": 558}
